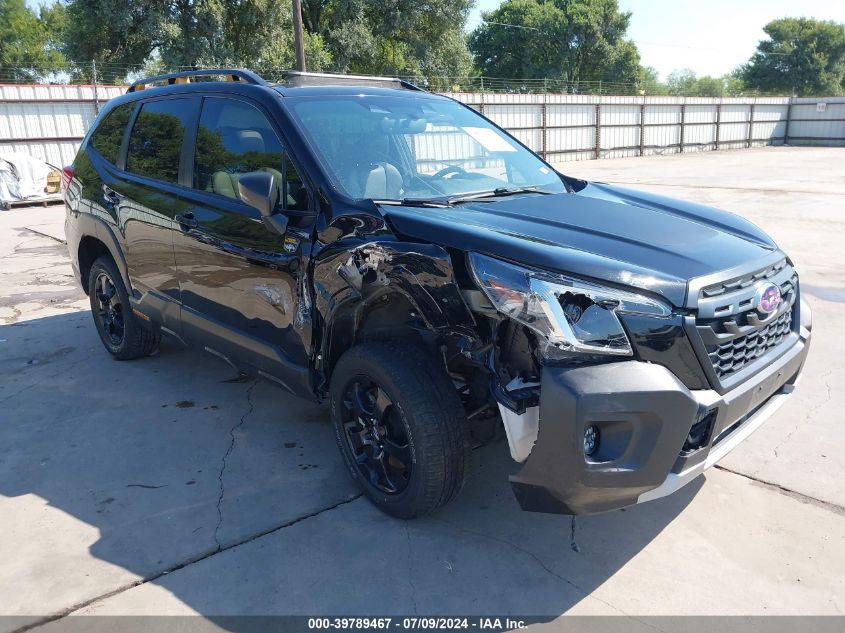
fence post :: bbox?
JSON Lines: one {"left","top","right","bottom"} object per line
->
{"left": 541, "top": 93, "right": 547, "bottom": 160}
{"left": 639, "top": 101, "right": 645, "bottom": 156}
{"left": 594, "top": 103, "right": 601, "bottom": 160}
{"left": 715, "top": 100, "right": 722, "bottom": 151}
{"left": 91, "top": 60, "right": 100, "bottom": 114}
{"left": 784, "top": 97, "right": 792, "bottom": 145}
{"left": 679, "top": 101, "right": 686, "bottom": 153}
{"left": 747, "top": 99, "right": 755, "bottom": 148}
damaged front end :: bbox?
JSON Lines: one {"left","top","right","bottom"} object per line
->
{"left": 464, "top": 252, "right": 810, "bottom": 515}
{"left": 465, "top": 252, "right": 709, "bottom": 514}
{"left": 312, "top": 215, "right": 492, "bottom": 414}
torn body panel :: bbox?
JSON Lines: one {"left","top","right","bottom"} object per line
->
{"left": 312, "top": 211, "right": 481, "bottom": 394}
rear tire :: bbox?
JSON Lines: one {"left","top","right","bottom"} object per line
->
{"left": 330, "top": 341, "right": 470, "bottom": 519}
{"left": 88, "top": 256, "right": 159, "bottom": 360}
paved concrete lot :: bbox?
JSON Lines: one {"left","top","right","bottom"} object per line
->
{"left": 1, "top": 147, "right": 843, "bottom": 629}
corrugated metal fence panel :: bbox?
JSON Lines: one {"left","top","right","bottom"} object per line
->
{"left": 718, "top": 104, "right": 750, "bottom": 147}
{"left": 0, "top": 84, "right": 125, "bottom": 166}
{"left": 0, "top": 140, "right": 81, "bottom": 167}
{"left": 683, "top": 105, "right": 716, "bottom": 152}
{"left": 0, "top": 83, "right": 124, "bottom": 102}
{"left": 546, "top": 104, "right": 594, "bottom": 156}
{"left": 643, "top": 105, "right": 681, "bottom": 155}
{"left": 0, "top": 88, "right": 841, "bottom": 168}
{"left": 0, "top": 101, "right": 96, "bottom": 139}
{"left": 787, "top": 97, "right": 845, "bottom": 145}
{"left": 752, "top": 104, "right": 788, "bottom": 147}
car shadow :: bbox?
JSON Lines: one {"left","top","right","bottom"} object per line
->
{"left": 0, "top": 311, "right": 700, "bottom": 629}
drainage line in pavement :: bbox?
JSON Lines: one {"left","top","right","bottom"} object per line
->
{"left": 714, "top": 465, "right": 845, "bottom": 517}
{"left": 11, "top": 493, "right": 364, "bottom": 633}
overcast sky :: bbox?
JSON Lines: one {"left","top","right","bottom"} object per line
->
{"left": 469, "top": 0, "right": 845, "bottom": 79}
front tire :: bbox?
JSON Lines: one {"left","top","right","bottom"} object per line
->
{"left": 330, "top": 341, "right": 469, "bottom": 519}
{"left": 88, "top": 256, "right": 159, "bottom": 360}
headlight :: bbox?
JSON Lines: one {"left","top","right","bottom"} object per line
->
{"left": 468, "top": 252, "right": 672, "bottom": 357}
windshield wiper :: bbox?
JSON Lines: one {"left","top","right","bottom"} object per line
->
{"left": 376, "top": 187, "right": 551, "bottom": 208}
{"left": 372, "top": 198, "right": 452, "bottom": 208}
{"left": 445, "top": 186, "right": 552, "bottom": 204}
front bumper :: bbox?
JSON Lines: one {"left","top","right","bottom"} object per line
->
{"left": 510, "top": 314, "right": 811, "bottom": 515}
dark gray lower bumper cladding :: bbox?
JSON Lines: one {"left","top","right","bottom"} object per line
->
{"left": 510, "top": 325, "right": 811, "bottom": 515}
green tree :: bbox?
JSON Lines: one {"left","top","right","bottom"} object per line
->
{"left": 63, "top": 0, "right": 167, "bottom": 83}
{"left": 468, "top": 0, "right": 641, "bottom": 86}
{"left": 664, "top": 68, "right": 733, "bottom": 97}
{"left": 639, "top": 66, "right": 667, "bottom": 95}
{"left": 665, "top": 68, "right": 696, "bottom": 95}
{"left": 62, "top": 0, "right": 330, "bottom": 83}
{"left": 722, "top": 70, "right": 747, "bottom": 97}
{"left": 157, "top": 0, "right": 329, "bottom": 72}
{"left": 741, "top": 18, "right": 845, "bottom": 96}
{"left": 301, "top": 0, "right": 474, "bottom": 80}
{"left": 0, "top": 0, "right": 66, "bottom": 82}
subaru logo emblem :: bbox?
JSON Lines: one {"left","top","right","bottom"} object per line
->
{"left": 755, "top": 283, "right": 782, "bottom": 315}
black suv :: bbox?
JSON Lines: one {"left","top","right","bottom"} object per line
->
{"left": 64, "top": 69, "right": 812, "bottom": 519}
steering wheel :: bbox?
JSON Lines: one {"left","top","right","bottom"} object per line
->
{"left": 432, "top": 164, "right": 469, "bottom": 180}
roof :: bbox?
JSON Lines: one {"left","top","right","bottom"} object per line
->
{"left": 273, "top": 84, "right": 444, "bottom": 99}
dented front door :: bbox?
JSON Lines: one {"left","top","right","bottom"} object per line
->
{"left": 171, "top": 94, "right": 314, "bottom": 395}
{"left": 172, "top": 191, "right": 313, "bottom": 393}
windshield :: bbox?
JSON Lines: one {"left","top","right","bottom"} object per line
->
{"left": 287, "top": 95, "right": 567, "bottom": 201}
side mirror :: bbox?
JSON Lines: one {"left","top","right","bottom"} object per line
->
{"left": 237, "top": 171, "right": 288, "bottom": 235}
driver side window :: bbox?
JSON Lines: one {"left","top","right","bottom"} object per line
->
{"left": 193, "top": 98, "right": 308, "bottom": 214}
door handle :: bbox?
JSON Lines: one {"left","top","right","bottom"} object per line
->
{"left": 175, "top": 212, "right": 198, "bottom": 230}
{"left": 102, "top": 187, "right": 120, "bottom": 209}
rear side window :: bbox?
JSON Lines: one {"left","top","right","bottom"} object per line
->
{"left": 126, "top": 99, "right": 191, "bottom": 184}
{"left": 89, "top": 103, "right": 134, "bottom": 164}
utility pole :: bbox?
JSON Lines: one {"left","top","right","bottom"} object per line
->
{"left": 91, "top": 60, "right": 100, "bottom": 114}
{"left": 292, "top": 0, "right": 306, "bottom": 72}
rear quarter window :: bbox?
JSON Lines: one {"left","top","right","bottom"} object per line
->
{"left": 126, "top": 99, "right": 192, "bottom": 184}
{"left": 89, "top": 103, "right": 134, "bottom": 165}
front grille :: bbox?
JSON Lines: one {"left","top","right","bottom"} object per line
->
{"left": 700, "top": 259, "right": 788, "bottom": 299}
{"left": 691, "top": 259, "right": 799, "bottom": 386}
{"left": 705, "top": 309, "right": 793, "bottom": 378}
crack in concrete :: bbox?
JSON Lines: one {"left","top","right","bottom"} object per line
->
{"left": 404, "top": 525, "right": 419, "bottom": 615}
{"left": 212, "top": 380, "right": 258, "bottom": 551}
{"left": 13, "top": 493, "right": 364, "bottom": 633}
{"left": 769, "top": 373, "right": 834, "bottom": 464}
{"left": 569, "top": 516, "right": 580, "bottom": 553}
{"left": 21, "top": 226, "right": 67, "bottom": 245}
{"left": 715, "top": 465, "right": 845, "bottom": 517}
{"left": 432, "top": 519, "right": 639, "bottom": 620}
{"left": 749, "top": 368, "right": 839, "bottom": 477}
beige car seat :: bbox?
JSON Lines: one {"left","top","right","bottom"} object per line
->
{"left": 209, "top": 130, "right": 288, "bottom": 207}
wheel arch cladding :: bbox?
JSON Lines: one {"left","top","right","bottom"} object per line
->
{"left": 74, "top": 213, "right": 133, "bottom": 296}
{"left": 314, "top": 239, "right": 478, "bottom": 382}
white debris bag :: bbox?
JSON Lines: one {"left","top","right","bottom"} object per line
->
{"left": 0, "top": 153, "right": 59, "bottom": 206}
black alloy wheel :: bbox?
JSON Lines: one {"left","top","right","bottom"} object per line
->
{"left": 340, "top": 376, "right": 413, "bottom": 494}
{"left": 87, "top": 256, "right": 160, "bottom": 360}
{"left": 93, "top": 271, "right": 125, "bottom": 347}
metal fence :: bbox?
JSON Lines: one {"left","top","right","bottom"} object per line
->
{"left": 446, "top": 93, "right": 845, "bottom": 163}
{"left": 1, "top": 83, "right": 844, "bottom": 168}
{"left": 0, "top": 83, "right": 124, "bottom": 166}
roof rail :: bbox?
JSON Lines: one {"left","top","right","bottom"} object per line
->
{"left": 280, "top": 71, "right": 424, "bottom": 92}
{"left": 126, "top": 68, "right": 267, "bottom": 93}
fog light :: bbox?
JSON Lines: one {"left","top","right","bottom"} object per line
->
{"left": 583, "top": 425, "right": 599, "bottom": 456}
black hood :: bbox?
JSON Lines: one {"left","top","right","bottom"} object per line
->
{"left": 380, "top": 182, "right": 780, "bottom": 307}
